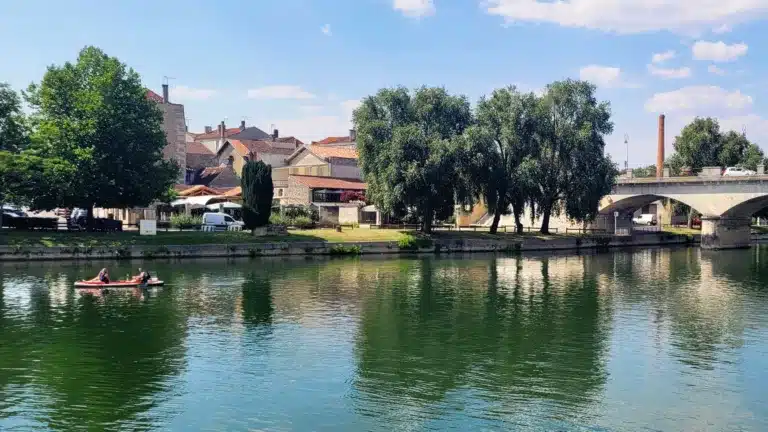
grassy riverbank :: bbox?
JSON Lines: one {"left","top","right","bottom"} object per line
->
{"left": 0, "top": 228, "right": 585, "bottom": 248}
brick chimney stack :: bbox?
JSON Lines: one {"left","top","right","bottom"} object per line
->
{"left": 657, "top": 114, "right": 665, "bottom": 178}
{"left": 162, "top": 84, "right": 169, "bottom": 103}
{"left": 240, "top": 120, "right": 246, "bottom": 130}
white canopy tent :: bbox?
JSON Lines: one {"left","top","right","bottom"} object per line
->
{"left": 206, "top": 202, "right": 242, "bottom": 210}
{"left": 171, "top": 195, "right": 235, "bottom": 214}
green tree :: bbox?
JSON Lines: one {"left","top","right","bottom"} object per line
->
{"left": 0, "top": 83, "right": 76, "bottom": 228}
{"left": 672, "top": 117, "right": 721, "bottom": 174}
{"left": 528, "top": 80, "right": 615, "bottom": 234}
{"left": 354, "top": 87, "right": 472, "bottom": 233}
{"left": 241, "top": 160, "right": 273, "bottom": 231}
{"left": 631, "top": 165, "right": 656, "bottom": 178}
{"left": 462, "top": 87, "right": 538, "bottom": 234}
{"left": 24, "top": 46, "right": 178, "bottom": 224}
{"left": 0, "top": 83, "right": 29, "bottom": 152}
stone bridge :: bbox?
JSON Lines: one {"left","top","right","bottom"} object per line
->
{"left": 600, "top": 176, "right": 768, "bottom": 249}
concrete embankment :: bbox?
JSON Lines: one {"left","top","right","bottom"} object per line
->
{"left": 0, "top": 232, "right": 700, "bottom": 261}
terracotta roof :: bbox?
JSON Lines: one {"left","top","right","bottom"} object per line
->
{"left": 308, "top": 145, "right": 358, "bottom": 160}
{"left": 175, "top": 185, "right": 222, "bottom": 196}
{"left": 290, "top": 175, "right": 366, "bottom": 190}
{"left": 187, "top": 141, "right": 214, "bottom": 155}
{"left": 223, "top": 186, "right": 242, "bottom": 197}
{"left": 226, "top": 139, "right": 297, "bottom": 157}
{"left": 195, "top": 128, "right": 243, "bottom": 141}
{"left": 314, "top": 136, "right": 353, "bottom": 145}
{"left": 146, "top": 89, "right": 164, "bottom": 103}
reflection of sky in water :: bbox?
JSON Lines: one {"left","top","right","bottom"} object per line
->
{"left": 0, "top": 248, "right": 767, "bottom": 431}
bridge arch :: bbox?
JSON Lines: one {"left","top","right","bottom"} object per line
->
{"left": 599, "top": 194, "right": 707, "bottom": 217}
{"left": 721, "top": 195, "right": 768, "bottom": 219}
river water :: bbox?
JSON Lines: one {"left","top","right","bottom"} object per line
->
{"left": 1, "top": 246, "right": 767, "bottom": 431}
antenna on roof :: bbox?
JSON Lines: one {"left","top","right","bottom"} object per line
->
{"left": 163, "top": 76, "right": 176, "bottom": 85}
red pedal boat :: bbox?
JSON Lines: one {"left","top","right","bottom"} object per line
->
{"left": 74, "top": 277, "right": 164, "bottom": 288}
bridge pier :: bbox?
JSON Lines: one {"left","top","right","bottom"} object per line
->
{"left": 700, "top": 216, "right": 752, "bottom": 250}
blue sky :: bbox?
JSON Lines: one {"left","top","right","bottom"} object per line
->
{"left": 2, "top": 0, "right": 767, "bottom": 167}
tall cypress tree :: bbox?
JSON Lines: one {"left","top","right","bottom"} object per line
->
{"left": 241, "top": 160, "right": 273, "bottom": 232}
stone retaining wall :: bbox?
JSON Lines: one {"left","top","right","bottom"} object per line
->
{"left": 0, "top": 233, "right": 699, "bottom": 262}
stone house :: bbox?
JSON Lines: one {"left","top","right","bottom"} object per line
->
{"left": 216, "top": 138, "right": 298, "bottom": 177}
{"left": 147, "top": 85, "right": 186, "bottom": 183}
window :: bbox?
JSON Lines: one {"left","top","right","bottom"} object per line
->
{"left": 227, "top": 155, "right": 234, "bottom": 166}
{"left": 224, "top": 215, "right": 235, "bottom": 223}
{"left": 278, "top": 189, "right": 283, "bottom": 197}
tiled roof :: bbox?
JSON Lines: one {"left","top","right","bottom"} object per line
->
{"left": 187, "top": 141, "right": 214, "bottom": 155}
{"left": 308, "top": 145, "right": 358, "bottom": 160}
{"left": 223, "top": 186, "right": 241, "bottom": 197}
{"left": 175, "top": 185, "right": 222, "bottom": 196}
{"left": 227, "top": 139, "right": 297, "bottom": 157}
{"left": 146, "top": 89, "right": 164, "bottom": 103}
{"left": 314, "top": 136, "right": 353, "bottom": 145}
{"left": 195, "top": 128, "right": 243, "bottom": 141}
{"left": 277, "top": 136, "right": 304, "bottom": 146}
{"left": 290, "top": 175, "right": 367, "bottom": 190}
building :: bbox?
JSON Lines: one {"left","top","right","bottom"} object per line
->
{"left": 312, "top": 129, "right": 357, "bottom": 148}
{"left": 147, "top": 84, "right": 186, "bottom": 183}
{"left": 273, "top": 142, "right": 375, "bottom": 224}
{"left": 216, "top": 138, "right": 298, "bottom": 177}
{"left": 194, "top": 121, "right": 273, "bottom": 154}
{"left": 190, "top": 166, "right": 241, "bottom": 189}
{"left": 185, "top": 141, "right": 218, "bottom": 183}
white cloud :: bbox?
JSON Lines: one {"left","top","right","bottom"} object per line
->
{"left": 651, "top": 50, "right": 676, "bottom": 64}
{"left": 169, "top": 85, "right": 217, "bottom": 101}
{"left": 712, "top": 23, "right": 732, "bottom": 34}
{"left": 647, "top": 64, "right": 691, "bottom": 79}
{"left": 579, "top": 65, "right": 634, "bottom": 88}
{"left": 393, "top": 0, "right": 435, "bottom": 18}
{"left": 247, "top": 85, "right": 316, "bottom": 100}
{"left": 692, "top": 40, "right": 748, "bottom": 62}
{"left": 298, "top": 105, "right": 324, "bottom": 114}
{"left": 483, "top": 0, "right": 768, "bottom": 34}
{"left": 708, "top": 65, "right": 727, "bottom": 75}
{"left": 321, "top": 24, "right": 331, "bottom": 36}
{"left": 644, "top": 86, "right": 752, "bottom": 113}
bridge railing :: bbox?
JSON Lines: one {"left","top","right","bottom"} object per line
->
{"left": 616, "top": 174, "right": 768, "bottom": 185}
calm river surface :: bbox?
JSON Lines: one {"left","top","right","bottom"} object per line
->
{"left": 1, "top": 246, "right": 768, "bottom": 431}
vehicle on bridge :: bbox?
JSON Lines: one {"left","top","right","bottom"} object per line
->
{"left": 723, "top": 167, "right": 757, "bottom": 176}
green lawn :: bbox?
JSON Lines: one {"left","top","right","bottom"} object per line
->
{"left": 0, "top": 228, "right": 411, "bottom": 248}
{"left": 661, "top": 226, "right": 701, "bottom": 236}
{"left": 0, "top": 226, "right": 612, "bottom": 249}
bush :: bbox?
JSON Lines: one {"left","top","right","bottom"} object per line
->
{"left": 398, "top": 235, "right": 433, "bottom": 251}
{"left": 329, "top": 244, "right": 362, "bottom": 255}
{"left": 291, "top": 216, "right": 314, "bottom": 229}
{"left": 170, "top": 214, "right": 202, "bottom": 228}
{"left": 282, "top": 205, "right": 319, "bottom": 222}
{"left": 269, "top": 213, "right": 286, "bottom": 226}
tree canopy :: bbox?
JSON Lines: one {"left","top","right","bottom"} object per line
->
{"left": 461, "top": 86, "right": 538, "bottom": 233}
{"left": 354, "top": 86, "right": 472, "bottom": 233}
{"left": 24, "top": 46, "right": 178, "bottom": 215}
{"left": 525, "top": 80, "right": 616, "bottom": 233}
{"left": 241, "top": 160, "right": 273, "bottom": 231}
{"left": 671, "top": 117, "right": 765, "bottom": 173}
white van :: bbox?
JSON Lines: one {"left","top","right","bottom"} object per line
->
{"left": 632, "top": 214, "right": 657, "bottom": 226}
{"left": 202, "top": 212, "right": 244, "bottom": 227}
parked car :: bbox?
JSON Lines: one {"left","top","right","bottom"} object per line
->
{"left": 723, "top": 166, "right": 756, "bottom": 176}
{"left": 632, "top": 214, "right": 657, "bottom": 226}
{"left": 202, "top": 212, "right": 245, "bottom": 227}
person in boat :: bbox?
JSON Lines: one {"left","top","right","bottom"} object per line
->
{"left": 134, "top": 268, "right": 151, "bottom": 284}
{"left": 93, "top": 268, "right": 110, "bottom": 284}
